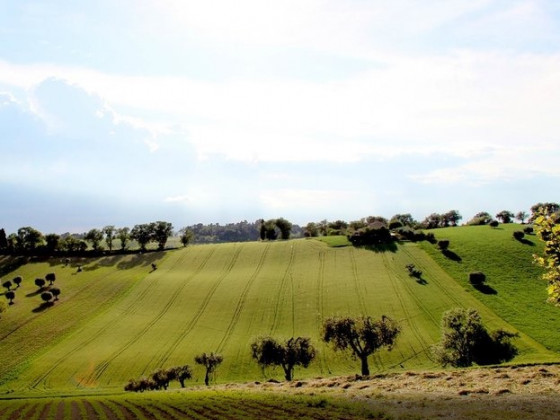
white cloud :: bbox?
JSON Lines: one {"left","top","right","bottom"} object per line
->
{"left": 260, "top": 189, "right": 359, "bottom": 210}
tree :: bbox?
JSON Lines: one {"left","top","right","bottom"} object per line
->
{"left": 5, "top": 290, "right": 15, "bottom": 305}
{"left": 0, "top": 228, "right": 8, "bottom": 251}
{"left": 322, "top": 315, "right": 401, "bottom": 376}
{"left": 251, "top": 336, "right": 316, "bottom": 381}
{"left": 194, "top": 352, "right": 223, "bottom": 386}
{"left": 2, "top": 280, "right": 12, "bottom": 291}
{"left": 103, "top": 225, "right": 116, "bottom": 252}
{"left": 530, "top": 202, "right": 560, "bottom": 222}
{"left": 117, "top": 227, "right": 130, "bottom": 251}
{"left": 275, "top": 218, "right": 292, "bottom": 240}
{"left": 41, "top": 292, "right": 53, "bottom": 304}
{"left": 45, "top": 233, "right": 60, "bottom": 253}
{"left": 304, "top": 222, "right": 319, "bottom": 237}
{"left": 533, "top": 210, "right": 560, "bottom": 304}
{"left": 45, "top": 272, "right": 56, "bottom": 286}
{"left": 390, "top": 214, "right": 417, "bottom": 228}
{"left": 17, "top": 226, "right": 44, "bottom": 251}
{"left": 443, "top": 210, "right": 462, "bottom": 227}
{"left": 35, "top": 278, "right": 46, "bottom": 290}
{"left": 422, "top": 213, "right": 443, "bottom": 229}
{"left": 152, "top": 221, "right": 173, "bottom": 250}
{"left": 516, "top": 211, "right": 528, "bottom": 224}
{"left": 495, "top": 210, "right": 514, "bottom": 224}
{"left": 171, "top": 365, "right": 193, "bottom": 388}
{"left": 50, "top": 287, "right": 61, "bottom": 301}
{"left": 85, "top": 228, "right": 104, "bottom": 252}
{"left": 348, "top": 222, "right": 392, "bottom": 247}
{"left": 151, "top": 368, "right": 175, "bottom": 390}
{"left": 468, "top": 212, "right": 493, "bottom": 225}
{"left": 13, "top": 276, "right": 22, "bottom": 288}
{"left": 432, "top": 308, "right": 518, "bottom": 367}
{"left": 131, "top": 224, "right": 153, "bottom": 251}
{"left": 179, "top": 228, "right": 194, "bottom": 247}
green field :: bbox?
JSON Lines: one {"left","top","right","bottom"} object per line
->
{"left": 0, "top": 227, "right": 557, "bottom": 400}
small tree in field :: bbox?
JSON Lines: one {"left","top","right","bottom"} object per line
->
{"left": 41, "top": 292, "right": 53, "bottom": 304}
{"left": 13, "top": 276, "right": 22, "bottom": 288}
{"left": 194, "top": 352, "right": 223, "bottom": 386}
{"left": 45, "top": 272, "right": 56, "bottom": 286}
{"left": 432, "top": 308, "right": 518, "bottom": 367}
{"left": 171, "top": 365, "right": 193, "bottom": 388}
{"left": 85, "top": 228, "right": 104, "bottom": 252}
{"left": 516, "top": 211, "right": 528, "bottom": 224}
{"left": 251, "top": 336, "right": 316, "bottom": 381}
{"left": 35, "top": 278, "right": 46, "bottom": 290}
{"left": 322, "top": 315, "right": 401, "bottom": 376}
{"left": 179, "top": 228, "right": 194, "bottom": 247}
{"left": 117, "top": 227, "right": 130, "bottom": 251}
{"left": 50, "top": 287, "right": 61, "bottom": 301}
{"left": 2, "top": 280, "right": 12, "bottom": 291}
{"left": 5, "top": 290, "right": 15, "bottom": 305}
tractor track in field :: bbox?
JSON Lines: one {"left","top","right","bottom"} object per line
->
{"left": 142, "top": 247, "right": 219, "bottom": 369}
{"left": 349, "top": 248, "right": 368, "bottom": 315}
{"left": 215, "top": 243, "right": 271, "bottom": 354}
{"left": 270, "top": 243, "right": 296, "bottom": 335}
{"left": 89, "top": 249, "right": 213, "bottom": 383}
{"left": 381, "top": 253, "right": 433, "bottom": 365}
{"left": 315, "top": 250, "right": 331, "bottom": 375}
{"left": 28, "top": 250, "right": 192, "bottom": 389}
{"left": 153, "top": 245, "right": 243, "bottom": 368}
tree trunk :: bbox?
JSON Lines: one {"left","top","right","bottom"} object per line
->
{"left": 283, "top": 366, "right": 293, "bottom": 381}
{"left": 204, "top": 370, "right": 210, "bottom": 386}
{"left": 179, "top": 379, "right": 185, "bottom": 388}
{"left": 360, "top": 354, "right": 370, "bottom": 376}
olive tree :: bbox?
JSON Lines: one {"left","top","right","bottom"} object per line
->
{"left": 251, "top": 336, "right": 316, "bottom": 381}
{"left": 5, "top": 290, "right": 15, "bottom": 305}
{"left": 35, "top": 278, "right": 46, "bottom": 290}
{"left": 533, "top": 209, "right": 560, "bottom": 304}
{"left": 2, "top": 280, "right": 12, "bottom": 291}
{"left": 194, "top": 352, "right": 223, "bottom": 386}
{"left": 322, "top": 315, "right": 401, "bottom": 376}
{"left": 13, "top": 276, "right": 22, "bottom": 288}
{"left": 45, "top": 272, "right": 56, "bottom": 286}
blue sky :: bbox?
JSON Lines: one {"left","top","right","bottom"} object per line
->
{"left": 1, "top": 0, "right": 559, "bottom": 234}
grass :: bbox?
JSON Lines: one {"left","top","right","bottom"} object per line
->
{"left": 418, "top": 223, "right": 560, "bottom": 353}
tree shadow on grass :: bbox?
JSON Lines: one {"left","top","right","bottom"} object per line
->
{"left": 415, "top": 276, "right": 428, "bottom": 285}
{"left": 473, "top": 283, "right": 497, "bottom": 295}
{"left": 360, "top": 242, "right": 399, "bottom": 253}
{"left": 26, "top": 289, "right": 45, "bottom": 297}
{"left": 515, "top": 238, "right": 535, "bottom": 246}
{"left": 32, "top": 301, "right": 54, "bottom": 313}
{"left": 0, "top": 256, "right": 28, "bottom": 277}
{"left": 442, "top": 249, "right": 462, "bottom": 262}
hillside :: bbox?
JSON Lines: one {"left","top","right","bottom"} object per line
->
{"left": 0, "top": 232, "right": 557, "bottom": 395}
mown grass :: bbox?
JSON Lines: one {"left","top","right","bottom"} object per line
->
{"left": 0, "top": 236, "right": 557, "bottom": 397}
{"left": 418, "top": 224, "right": 560, "bottom": 353}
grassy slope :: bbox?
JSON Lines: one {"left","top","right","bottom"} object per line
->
{"left": 418, "top": 224, "right": 560, "bottom": 352}
{"left": 0, "top": 236, "right": 556, "bottom": 396}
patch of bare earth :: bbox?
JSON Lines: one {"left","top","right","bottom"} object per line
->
{"left": 212, "top": 365, "right": 560, "bottom": 419}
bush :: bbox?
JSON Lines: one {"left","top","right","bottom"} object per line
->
{"left": 425, "top": 232, "right": 437, "bottom": 244}
{"left": 469, "top": 272, "right": 486, "bottom": 286}
{"left": 523, "top": 226, "right": 534, "bottom": 234}
{"left": 405, "top": 264, "right": 422, "bottom": 278}
{"left": 489, "top": 220, "right": 499, "bottom": 228}
{"left": 513, "top": 231, "right": 525, "bottom": 241}
{"left": 432, "top": 308, "right": 518, "bottom": 367}
{"left": 437, "top": 240, "right": 450, "bottom": 250}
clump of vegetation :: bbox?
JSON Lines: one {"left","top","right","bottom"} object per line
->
{"left": 467, "top": 212, "right": 493, "bottom": 226}
{"left": 322, "top": 315, "right": 400, "bottom": 376}
{"left": 5, "top": 290, "right": 15, "bottom": 305}
{"left": 405, "top": 264, "right": 422, "bottom": 278}
{"left": 513, "top": 231, "right": 525, "bottom": 241}
{"left": 437, "top": 240, "right": 450, "bottom": 250}
{"left": 124, "top": 365, "right": 193, "bottom": 392}
{"left": 195, "top": 352, "right": 223, "bottom": 386}
{"left": 489, "top": 220, "right": 499, "bottom": 228}
{"left": 469, "top": 272, "right": 486, "bottom": 286}
{"left": 432, "top": 308, "right": 518, "bottom": 367}
{"left": 348, "top": 221, "right": 393, "bottom": 247}
{"left": 251, "top": 336, "right": 316, "bottom": 381}
{"left": 533, "top": 207, "right": 560, "bottom": 305}
{"left": 523, "top": 226, "right": 534, "bottom": 234}
{"left": 13, "top": 276, "right": 22, "bottom": 288}
{"left": 34, "top": 278, "right": 46, "bottom": 290}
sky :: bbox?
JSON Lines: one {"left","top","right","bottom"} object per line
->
{"left": 1, "top": 0, "right": 559, "bottom": 234}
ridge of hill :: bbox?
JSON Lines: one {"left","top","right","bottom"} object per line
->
{"left": 0, "top": 228, "right": 557, "bottom": 395}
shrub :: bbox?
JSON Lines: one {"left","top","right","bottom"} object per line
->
{"left": 425, "top": 232, "right": 437, "bottom": 244}
{"left": 469, "top": 272, "right": 486, "bottom": 286}
{"left": 405, "top": 264, "right": 422, "bottom": 278}
{"left": 513, "top": 231, "right": 525, "bottom": 241}
{"left": 489, "top": 220, "right": 499, "bottom": 228}
{"left": 523, "top": 226, "right": 534, "bottom": 234}
{"left": 437, "top": 240, "right": 450, "bottom": 250}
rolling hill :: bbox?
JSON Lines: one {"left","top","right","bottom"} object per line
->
{"left": 0, "top": 226, "right": 558, "bottom": 397}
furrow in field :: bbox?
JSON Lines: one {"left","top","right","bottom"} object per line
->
{"left": 155, "top": 244, "right": 243, "bottom": 367}
{"left": 145, "top": 403, "right": 181, "bottom": 420}
{"left": 28, "top": 251, "right": 191, "bottom": 390}
{"left": 381, "top": 253, "right": 433, "bottom": 365}
{"left": 215, "top": 243, "right": 271, "bottom": 354}
{"left": 315, "top": 249, "right": 330, "bottom": 375}
{"left": 114, "top": 399, "right": 150, "bottom": 420}
{"left": 270, "top": 242, "right": 296, "bottom": 335}
{"left": 163, "top": 403, "right": 207, "bottom": 420}
{"left": 143, "top": 247, "right": 218, "bottom": 369}
{"left": 349, "top": 248, "right": 368, "bottom": 315}
{"left": 37, "top": 401, "right": 53, "bottom": 420}
{"left": 93, "top": 400, "right": 120, "bottom": 420}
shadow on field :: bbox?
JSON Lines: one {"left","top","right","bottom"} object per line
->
{"left": 26, "top": 289, "right": 45, "bottom": 297}
{"left": 0, "top": 256, "right": 28, "bottom": 277}
{"left": 32, "top": 301, "right": 54, "bottom": 313}
{"left": 515, "top": 238, "right": 535, "bottom": 246}
{"left": 415, "top": 276, "right": 428, "bottom": 285}
{"left": 361, "top": 242, "right": 399, "bottom": 253}
{"left": 442, "top": 249, "right": 462, "bottom": 262}
{"left": 474, "top": 283, "right": 497, "bottom": 295}
{"left": 51, "top": 251, "right": 164, "bottom": 272}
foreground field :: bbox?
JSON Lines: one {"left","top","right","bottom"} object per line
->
{"left": 1, "top": 365, "right": 560, "bottom": 419}
{"left": 1, "top": 236, "right": 557, "bottom": 397}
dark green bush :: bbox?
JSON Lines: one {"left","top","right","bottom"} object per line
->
{"left": 469, "top": 272, "right": 486, "bottom": 285}
{"left": 513, "top": 231, "right": 525, "bottom": 241}
{"left": 437, "top": 240, "right": 450, "bottom": 250}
